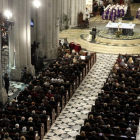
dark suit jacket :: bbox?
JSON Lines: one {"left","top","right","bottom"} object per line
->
{"left": 19, "top": 120, "right": 27, "bottom": 126}
{"left": 119, "top": 121, "right": 128, "bottom": 128}
{"left": 27, "top": 121, "right": 35, "bottom": 127}
{"left": 13, "top": 128, "right": 21, "bottom": 133}
{"left": 76, "top": 135, "right": 87, "bottom": 140}
{"left": 40, "top": 114, "right": 47, "bottom": 119}
{"left": 12, "top": 137, "right": 20, "bottom": 140}
{"left": 88, "top": 135, "right": 99, "bottom": 140}
{"left": 102, "top": 127, "right": 113, "bottom": 134}
{"left": 31, "top": 114, "right": 39, "bottom": 119}
{"left": 10, "top": 120, "right": 17, "bottom": 125}
{"left": 27, "top": 131, "right": 35, "bottom": 135}
{"left": 4, "top": 76, "right": 9, "bottom": 87}
{"left": 22, "top": 112, "right": 31, "bottom": 118}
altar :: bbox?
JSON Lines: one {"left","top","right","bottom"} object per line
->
{"left": 106, "top": 22, "right": 135, "bottom": 36}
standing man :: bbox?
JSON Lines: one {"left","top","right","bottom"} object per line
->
{"left": 93, "top": 1, "right": 98, "bottom": 16}
{"left": 99, "top": 4, "right": 104, "bottom": 15}
{"left": 4, "top": 73, "right": 9, "bottom": 94}
{"left": 92, "top": 26, "right": 97, "bottom": 40}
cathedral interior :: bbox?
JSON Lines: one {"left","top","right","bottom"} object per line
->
{"left": 0, "top": 0, "right": 140, "bottom": 140}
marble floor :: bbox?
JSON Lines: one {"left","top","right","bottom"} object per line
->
{"left": 8, "top": 81, "right": 28, "bottom": 102}
{"left": 60, "top": 28, "right": 140, "bottom": 54}
{"left": 43, "top": 53, "right": 118, "bottom": 140}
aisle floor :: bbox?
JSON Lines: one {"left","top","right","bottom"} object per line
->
{"left": 44, "top": 53, "right": 118, "bottom": 140}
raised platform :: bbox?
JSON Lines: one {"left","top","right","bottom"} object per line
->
{"left": 60, "top": 29, "right": 140, "bottom": 54}
{"left": 81, "top": 30, "right": 140, "bottom": 45}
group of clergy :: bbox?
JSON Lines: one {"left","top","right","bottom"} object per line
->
{"left": 102, "top": 3, "right": 128, "bottom": 22}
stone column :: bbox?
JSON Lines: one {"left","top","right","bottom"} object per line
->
{"left": 26, "top": 0, "right": 35, "bottom": 75}
{"left": 83, "top": 0, "right": 87, "bottom": 20}
{"left": 59, "top": 0, "right": 63, "bottom": 30}
{"left": 10, "top": 0, "right": 35, "bottom": 81}
{"left": 35, "top": 0, "right": 59, "bottom": 60}
{"left": 0, "top": 0, "right": 8, "bottom": 105}
{"left": 70, "top": 0, "right": 76, "bottom": 26}
{"left": 75, "top": 0, "right": 79, "bottom": 26}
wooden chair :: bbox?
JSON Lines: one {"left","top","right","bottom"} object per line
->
{"left": 78, "top": 12, "right": 89, "bottom": 29}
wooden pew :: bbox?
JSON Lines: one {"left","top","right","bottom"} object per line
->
{"left": 0, "top": 131, "right": 39, "bottom": 140}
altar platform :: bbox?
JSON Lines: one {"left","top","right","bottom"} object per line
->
{"left": 60, "top": 28, "right": 140, "bottom": 55}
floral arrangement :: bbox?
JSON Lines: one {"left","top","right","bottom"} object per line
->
{"left": 115, "top": 30, "right": 122, "bottom": 38}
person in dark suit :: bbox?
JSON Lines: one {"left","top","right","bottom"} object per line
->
{"left": 22, "top": 108, "right": 31, "bottom": 119}
{"left": 80, "top": 122, "right": 93, "bottom": 132}
{"left": 114, "top": 126, "right": 122, "bottom": 136}
{"left": 19, "top": 117, "right": 26, "bottom": 126}
{"left": 12, "top": 133, "right": 20, "bottom": 140}
{"left": 21, "top": 127, "right": 27, "bottom": 135}
{"left": 18, "top": 101, "right": 26, "bottom": 109}
{"left": 49, "top": 97, "right": 57, "bottom": 106}
{"left": 96, "top": 116, "right": 105, "bottom": 125}
{"left": 76, "top": 131, "right": 87, "bottom": 140}
{"left": 92, "top": 26, "right": 97, "bottom": 40}
{"left": 99, "top": 4, "right": 104, "bottom": 15}
{"left": 35, "top": 119, "right": 41, "bottom": 127}
{"left": 40, "top": 110, "right": 47, "bottom": 119}
{"left": 17, "top": 93, "right": 26, "bottom": 102}
{"left": 27, "top": 117, "right": 35, "bottom": 127}
{"left": 102, "top": 124, "right": 113, "bottom": 134}
{"left": 31, "top": 110, "right": 39, "bottom": 119}
{"left": 88, "top": 131, "right": 99, "bottom": 140}
{"left": 3, "top": 132, "right": 12, "bottom": 140}
{"left": 129, "top": 120, "right": 137, "bottom": 130}
{"left": 26, "top": 95, "right": 33, "bottom": 102}
{"left": 27, "top": 127, "right": 35, "bottom": 135}
{"left": 46, "top": 104, "right": 52, "bottom": 113}
{"left": 3, "top": 122, "right": 12, "bottom": 133}
{"left": 4, "top": 73, "right": 9, "bottom": 94}
{"left": 13, "top": 124, "right": 21, "bottom": 133}
{"left": 119, "top": 118, "right": 128, "bottom": 128}
{"left": 28, "top": 102, "right": 37, "bottom": 110}
{"left": 10, "top": 115, "right": 17, "bottom": 125}
{"left": 0, "top": 114, "right": 9, "bottom": 124}
{"left": 11, "top": 108, "right": 19, "bottom": 116}
{"left": 125, "top": 127, "right": 134, "bottom": 137}
{"left": 38, "top": 103, "right": 46, "bottom": 111}
{"left": 84, "top": 114, "right": 95, "bottom": 125}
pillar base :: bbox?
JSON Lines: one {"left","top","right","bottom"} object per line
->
{"left": 39, "top": 48, "right": 58, "bottom": 60}
{"left": 10, "top": 68, "right": 22, "bottom": 81}
{"left": 0, "top": 87, "right": 8, "bottom": 105}
{"left": 27, "top": 65, "right": 35, "bottom": 76}
{"left": 10, "top": 65, "right": 35, "bottom": 81}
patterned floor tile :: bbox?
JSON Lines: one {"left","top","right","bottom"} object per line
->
{"left": 43, "top": 53, "right": 118, "bottom": 140}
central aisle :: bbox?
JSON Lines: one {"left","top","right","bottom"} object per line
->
{"left": 44, "top": 53, "right": 118, "bottom": 140}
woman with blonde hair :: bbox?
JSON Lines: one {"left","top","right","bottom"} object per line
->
{"left": 128, "top": 57, "right": 133, "bottom": 64}
{"left": 84, "top": 114, "right": 95, "bottom": 125}
{"left": 73, "top": 57, "right": 77, "bottom": 63}
{"left": 20, "top": 136, "right": 26, "bottom": 140}
{"left": 97, "top": 116, "right": 105, "bottom": 125}
{"left": 65, "top": 53, "right": 69, "bottom": 58}
{"left": 76, "top": 131, "right": 86, "bottom": 140}
{"left": 114, "top": 63, "right": 119, "bottom": 70}
{"left": 49, "top": 97, "right": 57, "bottom": 105}
{"left": 3, "top": 132, "right": 12, "bottom": 140}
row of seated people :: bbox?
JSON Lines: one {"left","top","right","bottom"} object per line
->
{"left": 76, "top": 54, "right": 139, "bottom": 140}
{"left": 1, "top": 133, "right": 26, "bottom": 140}
{"left": 1, "top": 48, "right": 96, "bottom": 140}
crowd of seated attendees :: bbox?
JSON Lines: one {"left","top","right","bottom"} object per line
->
{"left": 0, "top": 46, "right": 96, "bottom": 140}
{"left": 76, "top": 54, "right": 140, "bottom": 140}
